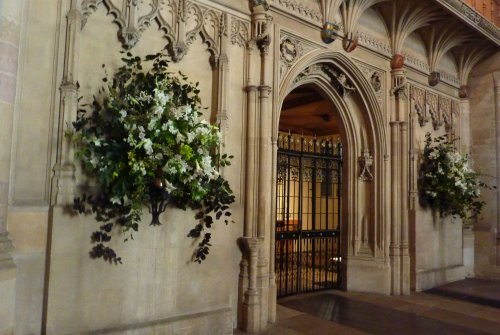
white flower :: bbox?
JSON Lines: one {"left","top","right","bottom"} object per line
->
{"left": 119, "top": 109, "right": 127, "bottom": 120}
{"left": 138, "top": 126, "right": 145, "bottom": 140}
{"left": 154, "top": 89, "right": 169, "bottom": 106}
{"left": 201, "top": 155, "right": 212, "bottom": 170}
{"left": 162, "top": 120, "right": 178, "bottom": 134}
{"left": 429, "top": 150, "right": 439, "bottom": 159}
{"left": 171, "top": 107, "right": 182, "bottom": 120}
{"left": 178, "top": 105, "right": 192, "bottom": 120}
{"left": 187, "top": 131, "right": 196, "bottom": 143}
{"left": 176, "top": 132, "right": 185, "bottom": 143}
{"left": 143, "top": 139, "right": 153, "bottom": 155}
{"left": 110, "top": 196, "right": 121, "bottom": 204}
{"left": 164, "top": 180, "right": 176, "bottom": 193}
{"left": 153, "top": 105, "right": 163, "bottom": 117}
{"left": 137, "top": 91, "right": 153, "bottom": 103}
{"left": 89, "top": 154, "right": 99, "bottom": 168}
{"left": 425, "top": 191, "right": 437, "bottom": 198}
{"left": 147, "top": 118, "right": 157, "bottom": 131}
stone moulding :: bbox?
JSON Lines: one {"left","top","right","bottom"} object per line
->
{"left": 434, "top": 0, "right": 500, "bottom": 45}
{"left": 270, "top": 0, "right": 323, "bottom": 24}
{"left": 357, "top": 31, "right": 391, "bottom": 56}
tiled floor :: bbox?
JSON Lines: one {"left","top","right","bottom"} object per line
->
{"left": 236, "top": 279, "right": 500, "bottom": 334}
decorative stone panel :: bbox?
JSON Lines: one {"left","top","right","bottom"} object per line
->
{"left": 230, "top": 18, "right": 250, "bottom": 48}
{"left": 410, "top": 83, "right": 459, "bottom": 133}
{"left": 279, "top": 31, "right": 319, "bottom": 85}
{"left": 80, "top": 0, "right": 229, "bottom": 62}
{"left": 357, "top": 61, "right": 385, "bottom": 107}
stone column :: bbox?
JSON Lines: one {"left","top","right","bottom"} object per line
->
{"left": 238, "top": 2, "right": 273, "bottom": 333}
{"left": 0, "top": 0, "right": 22, "bottom": 269}
{"left": 257, "top": 84, "right": 272, "bottom": 329}
{"left": 389, "top": 121, "right": 401, "bottom": 295}
{"left": 400, "top": 121, "right": 410, "bottom": 295}
{"left": 493, "top": 71, "right": 500, "bottom": 264}
{"left": 51, "top": 0, "right": 82, "bottom": 207}
{"left": 0, "top": 1, "right": 23, "bottom": 333}
{"left": 389, "top": 66, "right": 410, "bottom": 295}
{"left": 459, "top": 99, "right": 471, "bottom": 153}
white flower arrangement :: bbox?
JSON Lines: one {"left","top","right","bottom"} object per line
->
{"left": 72, "top": 52, "right": 234, "bottom": 264}
{"left": 419, "top": 133, "right": 492, "bottom": 225}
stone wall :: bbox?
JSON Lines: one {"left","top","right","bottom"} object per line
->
{"left": 0, "top": 0, "right": 495, "bottom": 333}
{"left": 470, "top": 52, "right": 500, "bottom": 279}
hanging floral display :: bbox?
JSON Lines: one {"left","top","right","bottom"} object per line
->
{"left": 71, "top": 52, "right": 234, "bottom": 264}
{"left": 419, "top": 133, "right": 491, "bottom": 225}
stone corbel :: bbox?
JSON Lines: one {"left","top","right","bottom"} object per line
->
{"left": 459, "top": 85, "right": 469, "bottom": 99}
{"left": 428, "top": 71, "right": 440, "bottom": 86}
{"left": 321, "top": 22, "right": 340, "bottom": 44}
{"left": 248, "top": 8, "right": 273, "bottom": 55}
{"left": 390, "top": 68, "right": 408, "bottom": 99}
{"left": 251, "top": 0, "right": 270, "bottom": 11}
{"left": 359, "top": 149, "right": 374, "bottom": 182}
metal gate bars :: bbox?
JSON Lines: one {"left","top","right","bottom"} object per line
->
{"left": 275, "top": 133, "right": 343, "bottom": 297}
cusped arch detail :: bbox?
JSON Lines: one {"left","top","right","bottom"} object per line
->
{"left": 278, "top": 50, "right": 387, "bottom": 158}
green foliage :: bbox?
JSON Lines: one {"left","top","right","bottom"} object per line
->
{"left": 71, "top": 52, "right": 235, "bottom": 264}
{"left": 419, "top": 133, "right": 493, "bottom": 225}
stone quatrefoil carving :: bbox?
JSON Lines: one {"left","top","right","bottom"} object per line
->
{"left": 80, "top": 0, "right": 228, "bottom": 62}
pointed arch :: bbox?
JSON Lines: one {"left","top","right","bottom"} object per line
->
{"left": 271, "top": 49, "right": 391, "bottom": 295}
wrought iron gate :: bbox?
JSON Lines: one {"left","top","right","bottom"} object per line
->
{"left": 275, "top": 134, "right": 342, "bottom": 297}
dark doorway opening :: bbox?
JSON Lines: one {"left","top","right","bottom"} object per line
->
{"left": 275, "top": 86, "right": 343, "bottom": 297}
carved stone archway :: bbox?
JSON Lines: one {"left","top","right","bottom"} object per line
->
{"left": 266, "top": 50, "right": 391, "bottom": 320}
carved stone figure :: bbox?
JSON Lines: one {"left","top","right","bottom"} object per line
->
{"left": 323, "top": 66, "right": 356, "bottom": 97}
{"left": 359, "top": 149, "right": 374, "bottom": 182}
{"left": 370, "top": 72, "right": 381, "bottom": 92}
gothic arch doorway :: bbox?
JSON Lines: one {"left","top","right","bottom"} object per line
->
{"left": 270, "top": 51, "right": 389, "bottom": 315}
{"left": 275, "top": 85, "right": 344, "bottom": 297}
